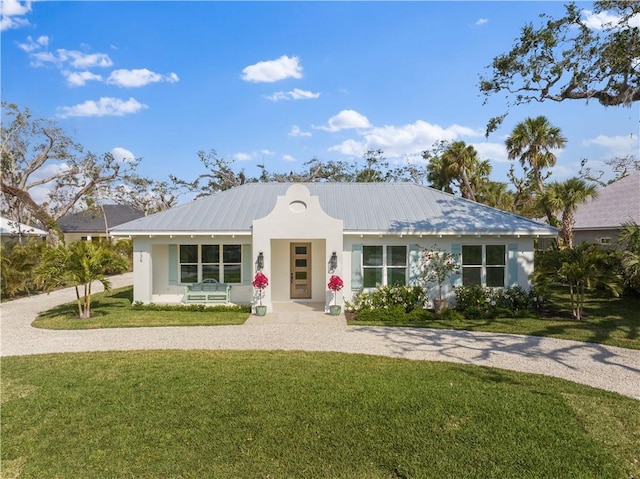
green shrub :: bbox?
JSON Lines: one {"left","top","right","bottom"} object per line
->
{"left": 347, "top": 285, "right": 428, "bottom": 313}
{"left": 132, "top": 302, "right": 251, "bottom": 313}
{"left": 438, "top": 309, "right": 465, "bottom": 321}
{"left": 454, "top": 285, "right": 543, "bottom": 319}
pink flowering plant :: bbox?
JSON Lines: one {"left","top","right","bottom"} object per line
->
{"left": 252, "top": 272, "right": 269, "bottom": 306}
{"left": 327, "top": 274, "right": 344, "bottom": 305}
{"left": 420, "top": 246, "right": 461, "bottom": 300}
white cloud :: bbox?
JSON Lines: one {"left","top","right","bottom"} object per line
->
{"left": 282, "top": 154, "right": 296, "bottom": 162}
{"left": 471, "top": 142, "right": 509, "bottom": 163}
{"left": 29, "top": 48, "right": 113, "bottom": 68}
{"left": 111, "top": 147, "right": 136, "bottom": 163}
{"left": 107, "top": 68, "right": 180, "bottom": 88}
{"left": 583, "top": 133, "right": 639, "bottom": 158}
{"left": 582, "top": 9, "right": 640, "bottom": 29}
{"left": 289, "top": 125, "right": 312, "bottom": 137}
{"left": 315, "top": 109, "right": 371, "bottom": 132}
{"left": 329, "top": 119, "right": 482, "bottom": 157}
{"left": 266, "top": 88, "right": 320, "bottom": 101}
{"left": 0, "top": 0, "right": 31, "bottom": 31}
{"left": 63, "top": 70, "right": 103, "bottom": 87}
{"left": 241, "top": 55, "right": 303, "bottom": 83}
{"left": 57, "top": 97, "right": 148, "bottom": 118}
{"left": 476, "top": 18, "right": 488, "bottom": 26}
{"left": 17, "top": 35, "right": 49, "bottom": 52}
{"left": 233, "top": 152, "right": 252, "bottom": 161}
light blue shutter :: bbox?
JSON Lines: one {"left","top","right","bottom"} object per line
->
{"left": 168, "top": 244, "right": 178, "bottom": 285}
{"left": 351, "top": 244, "right": 362, "bottom": 291}
{"left": 451, "top": 243, "right": 462, "bottom": 288}
{"left": 508, "top": 243, "right": 518, "bottom": 287}
{"left": 242, "top": 244, "right": 252, "bottom": 284}
{"left": 408, "top": 244, "right": 421, "bottom": 286}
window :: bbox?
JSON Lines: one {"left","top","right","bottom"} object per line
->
{"left": 179, "top": 244, "right": 242, "bottom": 284}
{"left": 461, "top": 245, "right": 505, "bottom": 287}
{"left": 362, "top": 245, "right": 407, "bottom": 288}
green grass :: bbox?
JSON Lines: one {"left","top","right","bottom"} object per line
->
{"left": 1, "top": 351, "right": 638, "bottom": 479}
{"left": 349, "top": 288, "right": 640, "bottom": 350}
{"left": 32, "top": 287, "right": 249, "bottom": 329}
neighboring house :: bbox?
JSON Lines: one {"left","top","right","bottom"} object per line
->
{"left": 111, "top": 183, "right": 558, "bottom": 312}
{"left": 0, "top": 216, "right": 47, "bottom": 243}
{"left": 58, "top": 204, "right": 144, "bottom": 244}
{"left": 572, "top": 173, "right": 640, "bottom": 247}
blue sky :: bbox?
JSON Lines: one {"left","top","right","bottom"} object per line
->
{"left": 2, "top": 0, "right": 638, "bottom": 197}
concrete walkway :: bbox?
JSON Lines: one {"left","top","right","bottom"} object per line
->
{"left": 1, "top": 273, "right": 639, "bottom": 400}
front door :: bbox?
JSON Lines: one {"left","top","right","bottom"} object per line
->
{"left": 290, "top": 242, "right": 312, "bottom": 299}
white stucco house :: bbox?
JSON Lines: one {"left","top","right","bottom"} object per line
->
{"left": 110, "top": 183, "right": 558, "bottom": 312}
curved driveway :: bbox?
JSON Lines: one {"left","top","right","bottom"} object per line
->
{"left": 1, "top": 273, "right": 639, "bottom": 400}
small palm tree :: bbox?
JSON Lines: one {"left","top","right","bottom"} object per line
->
{"left": 36, "top": 241, "right": 128, "bottom": 318}
{"left": 534, "top": 243, "right": 621, "bottom": 320}
{"left": 542, "top": 178, "right": 599, "bottom": 248}
{"left": 617, "top": 221, "right": 640, "bottom": 293}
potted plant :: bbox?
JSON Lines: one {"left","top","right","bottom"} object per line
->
{"left": 252, "top": 272, "right": 269, "bottom": 316}
{"left": 420, "top": 246, "right": 461, "bottom": 314}
{"left": 327, "top": 274, "right": 344, "bottom": 315}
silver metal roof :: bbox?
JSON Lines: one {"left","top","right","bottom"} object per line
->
{"left": 111, "top": 182, "right": 558, "bottom": 236}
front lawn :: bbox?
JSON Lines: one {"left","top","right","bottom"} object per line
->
{"left": 349, "top": 287, "right": 640, "bottom": 350}
{"left": 2, "top": 351, "right": 638, "bottom": 478}
{"left": 32, "top": 286, "right": 250, "bottom": 329}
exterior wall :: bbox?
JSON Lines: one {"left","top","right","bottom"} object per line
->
{"left": 342, "top": 235, "right": 536, "bottom": 305}
{"left": 574, "top": 229, "right": 621, "bottom": 248}
{"left": 132, "top": 235, "right": 253, "bottom": 304}
{"left": 252, "top": 185, "right": 343, "bottom": 312}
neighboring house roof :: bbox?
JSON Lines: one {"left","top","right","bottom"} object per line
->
{"left": 0, "top": 216, "right": 48, "bottom": 237}
{"left": 573, "top": 173, "right": 640, "bottom": 231}
{"left": 112, "top": 183, "right": 557, "bottom": 236}
{"left": 58, "top": 204, "right": 145, "bottom": 234}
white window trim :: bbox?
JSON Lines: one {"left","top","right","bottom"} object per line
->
{"left": 178, "top": 243, "right": 242, "bottom": 285}
{"left": 462, "top": 244, "right": 507, "bottom": 288}
{"left": 362, "top": 244, "right": 408, "bottom": 289}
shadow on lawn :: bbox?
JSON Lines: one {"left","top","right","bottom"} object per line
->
{"left": 352, "top": 326, "right": 640, "bottom": 377}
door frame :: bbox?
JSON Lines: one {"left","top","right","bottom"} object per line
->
{"left": 290, "top": 242, "right": 312, "bottom": 299}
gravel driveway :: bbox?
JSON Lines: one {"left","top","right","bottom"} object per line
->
{"left": 2, "top": 273, "right": 639, "bottom": 400}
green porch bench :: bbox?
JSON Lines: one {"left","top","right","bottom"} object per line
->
{"left": 183, "top": 279, "right": 231, "bottom": 304}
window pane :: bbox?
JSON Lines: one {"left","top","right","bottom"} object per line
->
{"left": 487, "top": 267, "right": 505, "bottom": 287}
{"left": 295, "top": 246, "right": 307, "bottom": 255}
{"left": 462, "top": 267, "right": 481, "bottom": 286}
{"left": 295, "top": 272, "right": 307, "bottom": 280}
{"left": 363, "top": 268, "right": 382, "bottom": 288}
{"left": 180, "top": 245, "right": 198, "bottom": 263}
{"left": 295, "top": 259, "right": 307, "bottom": 268}
{"left": 223, "top": 264, "right": 241, "bottom": 283}
{"left": 223, "top": 245, "right": 242, "bottom": 263}
{"left": 388, "top": 268, "right": 406, "bottom": 286}
{"left": 180, "top": 265, "right": 198, "bottom": 283}
{"left": 387, "top": 246, "right": 407, "bottom": 266}
{"left": 363, "top": 246, "right": 383, "bottom": 266}
{"left": 462, "top": 245, "right": 482, "bottom": 265}
{"left": 202, "top": 265, "right": 220, "bottom": 282}
{"left": 202, "top": 245, "right": 219, "bottom": 264}
{"left": 486, "top": 245, "right": 506, "bottom": 265}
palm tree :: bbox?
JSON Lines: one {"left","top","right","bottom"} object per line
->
{"left": 475, "top": 180, "right": 515, "bottom": 212}
{"left": 505, "top": 116, "right": 567, "bottom": 222}
{"left": 428, "top": 141, "right": 491, "bottom": 201}
{"left": 534, "top": 243, "right": 621, "bottom": 320}
{"left": 542, "top": 178, "right": 599, "bottom": 248}
{"left": 36, "top": 241, "right": 128, "bottom": 318}
{"left": 617, "top": 221, "right": 640, "bottom": 293}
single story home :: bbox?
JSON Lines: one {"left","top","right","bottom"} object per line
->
{"left": 0, "top": 216, "right": 47, "bottom": 243}
{"left": 58, "top": 204, "right": 144, "bottom": 244}
{"left": 111, "top": 183, "right": 558, "bottom": 312}
{"left": 572, "top": 173, "right": 640, "bottom": 247}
